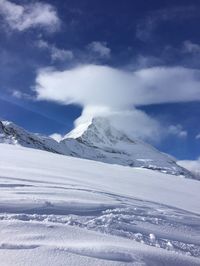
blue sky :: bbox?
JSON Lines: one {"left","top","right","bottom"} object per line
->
{"left": 0, "top": 0, "right": 200, "bottom": 160}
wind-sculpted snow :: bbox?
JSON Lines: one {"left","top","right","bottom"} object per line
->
{"left": 0, "top": 144, "right": 200, "bottom": 265}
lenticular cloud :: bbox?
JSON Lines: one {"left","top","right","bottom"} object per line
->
{"left": 35, "top": 64, "right": 200, "bottom": 106}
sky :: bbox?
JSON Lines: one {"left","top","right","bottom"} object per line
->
{"left": 0, "top": 0, "right": 200, "bottom": 160}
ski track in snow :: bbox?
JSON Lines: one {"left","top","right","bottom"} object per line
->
{"left": 0, "top": 144, "right": 200, "bottom": 265}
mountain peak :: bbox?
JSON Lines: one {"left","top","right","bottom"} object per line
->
{"left": 61, "top": 116, "right": 193, "bottom": 177}
{"left": 65, "top": 117, "right": 135, "bottom": 147}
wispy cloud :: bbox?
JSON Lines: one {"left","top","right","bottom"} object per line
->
{"left": 136, "top": 6, "right": 200, "bottom": 41}
{"left": 196, "top": 133, "right": 200, "bottom": 140}
{"left": 36, "top": 39, "right": 74, "bottom": 62}
{"left": 12, "top": 90, "right": 33, "bottom": 100}
{"left": 168, "top": 125, "right": 188, "bottom": 138}
{"left": 182, "top": 40, "right": 200, "bottom": 54}
{"left": 87, "top": 41, "right": 111, "bottom": 59}
{"left": 0, "top": 0, "right": 60, "bottom": 32}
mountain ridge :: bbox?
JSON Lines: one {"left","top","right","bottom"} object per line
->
{"left": 0, "top": 118, "right": 194, "bottom": 179}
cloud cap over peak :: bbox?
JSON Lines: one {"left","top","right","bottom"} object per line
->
{"left": 34, "top": 64, "right": 200, "bottom": 141}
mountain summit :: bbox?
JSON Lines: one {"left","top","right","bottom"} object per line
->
{"left": 0, "top": 118, "right": 193, "bottom": 178}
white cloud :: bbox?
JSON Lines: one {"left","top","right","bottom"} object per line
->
{"left": 0, "top": 0, "right": 60, "bottom": 32}
{"left": 34, "top": 64, "right": 200, "bottom": 140}
{"left": 177, "top": 159, "right": 200, "bottom": 180}
{"left": 12, "top": 90, "right": 23, "bottom": 98}
{"left": 196, "top": 133, "right": 200, "bottom": 140}
{"left": 37, "top": 39, "right": 49, "bottom": 49}
{"left": 49, "top": 133, "right": 63, "bottom": 142}
{"left": 87, "top": 41, "right": 111, "bottom": 59}
{"left": 35, "top": 65, "right": 200, "bottom": 106}
{"left": 74, "top": 105, "right": 161, "bottom": 141}
{"left": 12, "top": 90, "right": 33, "bottom": 100}
{"left": 183, "top": 40, "right": 200, "bottom": 54}
{"left": 36, "top": 39, "right": 74, "bottom": 62}
{"left": 51, "top": 46, "right": 74, "bottom": 61}
{"left": 168, "top": 125, "right": 188, "bottom": 138}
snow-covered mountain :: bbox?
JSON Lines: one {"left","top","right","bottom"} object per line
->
{"left": 61, "top": 117, "right": 192, "bottom": 177}
{"left": 0, "top": 118, "right": 193, "bottom": 178}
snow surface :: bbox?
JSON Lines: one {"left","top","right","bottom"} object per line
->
{"left": 0, "top": 143, "right": 200, "bottom": 265}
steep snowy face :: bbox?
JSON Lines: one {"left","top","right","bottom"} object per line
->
{"left": 0, "top": 121, "right": 63, "bottom": 154}
{"left": 66, "top": 117, "right": 135, "bottom": 147}
{"left": 62, "top": 117, "right": 192, "bottom": 177}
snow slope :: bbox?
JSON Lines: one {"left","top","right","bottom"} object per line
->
{"left": 0, "top": 143, "right": 199, "bottom": 265}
